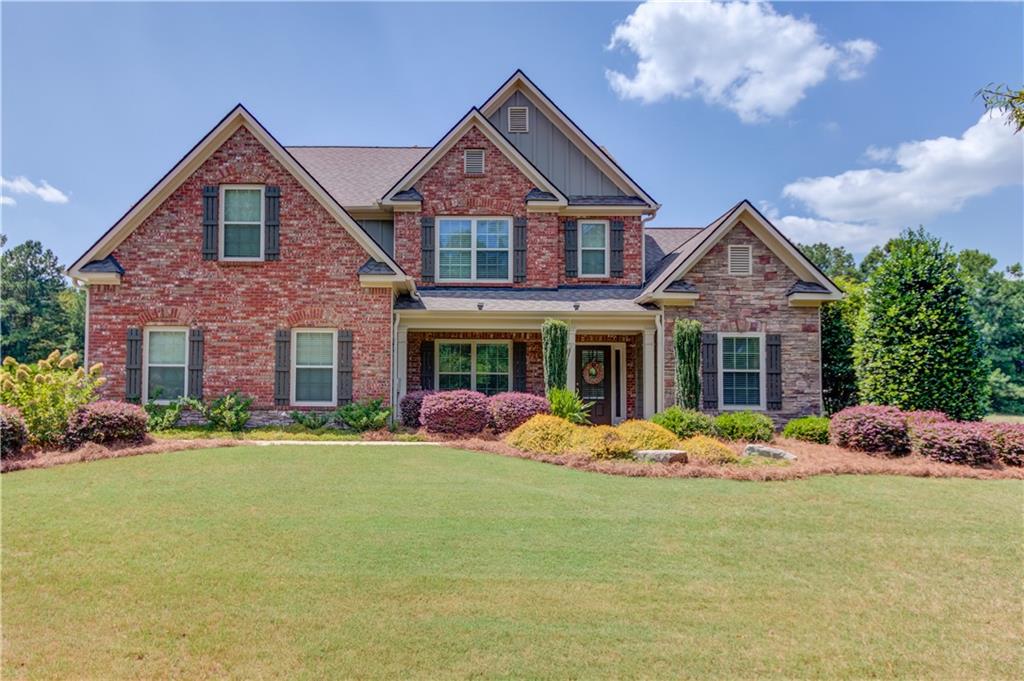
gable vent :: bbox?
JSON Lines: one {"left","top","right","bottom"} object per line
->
{"left": 464, "top": 149, "right": 485, "bottom": 174}
{"left": 728, "top": 245, "right": 752, "bottom": 275}
{"left": 507, "top": 106, "right": 529, "bottom": 134}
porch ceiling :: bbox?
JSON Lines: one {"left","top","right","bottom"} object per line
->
{"left": 395, "top": 287, "right": 657, "bottom": 314}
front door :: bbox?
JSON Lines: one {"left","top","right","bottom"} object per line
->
{"left": 577, "top": 346, "right": 612, "bottom": 425}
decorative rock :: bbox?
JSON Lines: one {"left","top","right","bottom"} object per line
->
{"left": 633, "top": 449, "right": 688, "bottom": 464}
{"left": 743, "top": 444, "right": 797, "bottom": 461}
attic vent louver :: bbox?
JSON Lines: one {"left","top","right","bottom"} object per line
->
{"left": 507, "top": 106, "right": 529, "bottom": 133}
{"left": 728, "top": 244, "right": 752, "bottom": 275}
{"left": 464, "top": 149, "right": 485, "bottom": 174}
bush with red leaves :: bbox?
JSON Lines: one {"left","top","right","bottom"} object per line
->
{"left": 489, "top": 392, "right": 550, "bottom": 433}
{"left": 419, "top": 390, "right": 490, "bottom": 435}
{"left": 983, "top": 422, "right": 1024, "bottom": 467}
{"left": 399, "top": 390, "right": 435, "bottom": 428}
{"left": 64, "top": 400, "right": 148, "bottom": 449}
{"left": 0, "top": 405, "right": 28, "bottom": 458}
{"left": 830, "top": 405, "right": 910, "bottom": 455}
{"left": 914, "top": 421, "right": 995, "bottom": 467}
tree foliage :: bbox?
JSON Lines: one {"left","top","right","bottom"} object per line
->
{"left": 820, "top": 276, "right": 863, "bottom": 415}
{"left": 977, "top": 83, "right": 1024, "bottom": 133}
{"left": 672, "top": 319, "right": 701, "bottom": 409}
{"left": 798, "top": 243, "right": 862, "bottom": 282}
{"left": 854, "top": 228, "right": 989, "bottom": 420}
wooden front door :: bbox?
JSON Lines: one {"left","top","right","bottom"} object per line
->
{"left": 577, "top": 346, "right": 612, "bottom": 425}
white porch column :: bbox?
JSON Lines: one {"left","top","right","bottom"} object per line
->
{"left": 655, "top": 315, "right": 665, "bottom": 414}
{"left": 566, "top": 321, "right": 576, "bottom": 392}
{"left": 395, "top": 324, "right": 408, "bottom": 405}
{"left": 643, "top": 328, "right": 656, "bottom": 418}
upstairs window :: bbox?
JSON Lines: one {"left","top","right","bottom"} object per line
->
{"left": 144, "top": 328, "right": 188, "bottom": 402}
{"left": 720, "top": 334, "right": 764, "bottom": 409}
{"left": 220, "top": 186, "right": 264, "bottom": 260}
{"left": 728, "top": 244, "right": 752, "bottom": 275}
{"left": 463, "top": 149, "right": 485, "bottom": 174}
{"left": 578, "top": 220, "right": 609, "bottom": 277}
{"left": 507, "top": 106, "right": 529, "bottom": 133}
{"left": 437, "top": 217, "right": 511, "bottom": 282}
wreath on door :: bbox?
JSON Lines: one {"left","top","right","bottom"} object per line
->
{"left": 583, "top": 359, "right": 605, "bottom": 385}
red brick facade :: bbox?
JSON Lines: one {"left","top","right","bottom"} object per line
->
{"left": 88, "top": 126, "right": 393, "bottom": 408}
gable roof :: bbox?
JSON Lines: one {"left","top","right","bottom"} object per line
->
{"left": 481, "top": 70, "right": 659, "bottom": 210}
{"left": 637, "top": 199, "right": 843, "bottom": 303}
{"left": 287, "top": 146, "right": 428, "bottom": 209}
{"left": 68, "top": 105, "right": 410, "bottom": 288}
{"left": 381, "top": 108, "right": 567, "bottom": 206}
{"left": 644, "top": 227, "right": 703, "bottom": 277}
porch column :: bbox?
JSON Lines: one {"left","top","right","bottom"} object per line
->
{"left": 566, "top": 322, "right": 576, "bottom": 393}
{"left": 643, "top": 328, "right": 656, "bottom": 418}
{"left": 395, "top": 325, "right": 408, "bottom": 404}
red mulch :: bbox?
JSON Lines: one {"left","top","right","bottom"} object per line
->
{"left": 1, "top": 437, "right": 239, "bottom": 473}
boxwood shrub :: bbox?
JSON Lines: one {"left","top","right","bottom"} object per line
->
{"left": 419, "top": 390, "right": 490, "bottom": 435}
{"left": 782, "top": 416, "right": 831, "bottom": 444}
{"left": 713, "top": 411, "right": 774, "bottom": 442}
{"left": 651, "top": 406, "right": 715, "bottom": 439}
{"left": 489, "top": 392, "right": 550, "bottom": 433}
{"left": 63, "top": 400, "right": 148, "bottom": 449}
{"left": 829, "top": 405, "right": 910, "bottom": 455}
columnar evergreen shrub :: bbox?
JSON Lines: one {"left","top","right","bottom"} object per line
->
{"left": 983, "top": 423, "right": 1024, "bottom": 467}
{"left": 673, "top": 319, "right": 702, "bottom": 409}
{"left": 399, "top": 390, "right": 435, "bottom": 428}
{"left": 506, "top": 414, "right": 576, "bottom": 454}
{"left": 570, "top": 425, "right": 632, "bottom": 459}
{"left": 680, "top": 435, "right": 739, "bottom": 464}
{"left": 0, "top": 405, "right": 28, "bottom": 458}
{"left": 651, "top": 406, "right": 715, "bottom": 439}
{"left": 489, "top": 392, "right": 550, "bottom": 433}
{"left": 855, "top": 228, "right": 988, "bottom": 420}
{"left": 821, "top": 276, "right": 864, "bottom": 415}
{"left": 782, "top": 416, "right": 831, "bottom": 444}
{"left": 913, "top": 421, "right": 995, "bottom": 467}
{"left": 829, "top": 405, "right": 910, "bottom": 455}
{"left": 419, "top": 390, "right": 489, "bottom": 435}
{"left": 541, "top": 319, "right": 569, "bottom": 392}
{"left": 713, "top": 411, "right": 774, "bottom": 442}
{"left": 63, "top": 401, "right": 148, "bottom": 448}
{"left": 616, "top": 420, "right": 678, "bottom": 451}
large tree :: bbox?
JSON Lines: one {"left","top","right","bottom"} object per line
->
{"left": 797, "top": 243, "right": 862, "bottom": 282}
{"left": 855, "top": 228, "right": 989, "bottom": 420}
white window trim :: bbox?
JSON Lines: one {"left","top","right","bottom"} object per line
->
{"left": 507, "top": 106, "right": 529, "bottom": 134}
{"left": 290, "top": 328, "right": 337, "bottom": 407}
{"left": 219, "top": 184, "right": 265, "bottom": 261}
{"left": 435, "top": 340, "right": 513, "bottom": 395}
{"left": 578, "top": 220, "right": 610, "bottom": 278}
{"left": 463, "top": 149, "right": 486, "bottom": 175}
{"left": 436, "top": 216, "right": 513, "bottom": 283}
{"left": 142, "top": 326, "right": 189, "bottom": 405}
{"left": 727, "top": 244, "right": 752, "bottom": 276}
{"left": 718, "top": 332, "right": 766, "bottom": 411}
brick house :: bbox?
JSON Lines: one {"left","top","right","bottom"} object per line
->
{"left": 68, "top": 71, "right": 842, "bottom": 425}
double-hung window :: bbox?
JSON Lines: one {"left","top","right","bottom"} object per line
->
{"left": 292, "top": 329, "right": 336, "bottom": 406}
{"left": 144, "top": 328, "right": 188, "bottom": 402}
{"left": 436, "top": 341, "right": 510, "bottom": 396}
{"left": 220, "top": 185, "right": 264, "bottom": 260}
{"left": 437, "top": 217, "right": 511, "bottom": 282}
{"left": 579, "top": 220, "right": 609, "bottom": 277}
{"left": 720, "top": 334, "right": 764, "bottom": 409}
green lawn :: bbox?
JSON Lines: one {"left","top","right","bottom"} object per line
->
{"left": 3, "top": 446, "right": 1021, "bottom": 679}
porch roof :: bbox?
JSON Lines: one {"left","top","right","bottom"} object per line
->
{"left": 395, "top": 286, "right": 657, "bottom": 314}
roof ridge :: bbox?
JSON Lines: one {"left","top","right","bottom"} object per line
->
{"left": 286, "top": 145, "right": 429, "bottom": 149}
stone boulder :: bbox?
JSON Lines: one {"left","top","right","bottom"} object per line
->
{"left": 633, "top": 449, "right": 688, "bottom": 464}
{"left": 742, "top": 444, "right": 797, "bottom": 461}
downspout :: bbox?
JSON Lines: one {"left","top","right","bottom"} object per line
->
{"left": 640, "top": 211, "right": 657, "bottom": 287}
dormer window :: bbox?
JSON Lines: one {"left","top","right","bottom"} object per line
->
{"left": 220, "top": 185, "right": 264, "bottom": 260}
{"left": 507, "top": 106, "right": 529, "bottom": 133}
{"left": 463, "top": 149, "right": 485, "bottom": 175}
{"left": 728, "top": 245, "right": 752, "bottom": 275}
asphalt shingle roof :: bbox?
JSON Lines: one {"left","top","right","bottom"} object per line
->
{"left": 358, "top": 259, "right": 396, "bottom": 275}
{"left": 643, "top": 227, "right": 703, "bottom": 277}
{"left": 287, "top": 146, "right": 429, "bottom": 207}
{"left": 80, "top": 255, "right": 124, "bottom": 274}
{"left": 787, "top": 280, "right": 831, "bottom": 295}
{"left": 395, "top": 286, "right": 656, "bottom": 314}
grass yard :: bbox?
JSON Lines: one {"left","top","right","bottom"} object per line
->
{"left": 3, "top": 446, "right": 1021, "bottom": 679}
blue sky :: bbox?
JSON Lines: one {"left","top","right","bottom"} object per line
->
{"left": 2, "top": 1, "right": 1022, "bottom": 269}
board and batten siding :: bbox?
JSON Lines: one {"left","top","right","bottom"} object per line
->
{"left": 356, "top": 219, "right": 394, "bottom": 257}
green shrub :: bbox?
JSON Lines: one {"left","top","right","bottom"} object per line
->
{"left": 681, "top": 435, "right": 739, "bottom": 464}
{"left": 616, "top": 420, "right": 678, "bottom": 451}
{"left": 144, "top": 399, "right": 184, "bottom": 431}
{"left": 0, "top": 351, "right": 105, "bottom": 445}
{"left": 713, "top": 411, "right": 774, "bottom": 442}
{"left": 506, "top": 414, "right": 576, "bottom": 455}
{"left": 541, "top": 320, "right": 569, "bottom": 392}
{"left": 571, "top": 425, "right": 632, "bottom": 459}
{"left": 782, "top": 416, "right": 831, "bottom": 444}
{"left": 290, "top": 410, "right": 332, "bottom": 430}
{"left": 547, "top": 387, "right": 592, "bottom": 425}
{"left": 182, "top": 392, "right": 253, "bottom": 432}
{"left": 0, "top": 405, "right": 28, "bottom": 458}
{"left": 673, "top": 319, "right": 702, "bottom": 409}
{"left": 336, "top": 399, "right": 391, "bottom": 432}
{"left": 821, "top": 276, "right": 864, "bottom": 415}
{"left": 651, "top": 405, "right": 715, "bottom": 439}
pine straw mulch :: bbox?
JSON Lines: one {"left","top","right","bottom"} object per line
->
{"left": 1, "top": 437, "right": 240, "bottom": 473}
{"left": 443, "top": 435, "right": 1024, "bottom": 482}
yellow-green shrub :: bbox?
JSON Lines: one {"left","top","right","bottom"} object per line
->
{"left": 571, "top": 425, "right": 632, "bottom": 459}
{"left": 506, "top": 414, "right": 576, "bottom": 455}
{"left": 680, "top": 435, "right": 739, "bottom": 464}
{"left": 616, "top": 420, "right": 679, "bottom": 451}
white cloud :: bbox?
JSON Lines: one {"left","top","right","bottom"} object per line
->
{"left": 775, "top": 112, "right": 1024, "bottom": 250}
{"left": 0, "top": 176, "right": 70, "bottom": 204}
{"left": 0, "top": 196, "right": 15, "bottom": 207}
{"left": 606, "top": 1, "right": 878, "bottom": 123}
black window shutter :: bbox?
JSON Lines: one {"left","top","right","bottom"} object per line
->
{"left": 513, "top": 341, "right": 527, "bottom": 392}
{"left": 265, "top": 186, "right": 281, "bottom": 261}
{"left": 513, "top": 217, "right": 528, "bottom": 283}
{"left": 202, "top": 186, "right": 218, "bottom": 260}
{"left": 125, "top": 327, "right": 142, "bottom": 402}
{"left": 337, "top": 330, "right": 353, "bottom": 405}
{"left": 766, "top": 334, "right": 782, "bottom": 410}
{"left": 421, "top": 217, "right": 435, "bottom": 283}
{"left": 188, "top": 328, "right": 204, "bottom": 399}
{"left": 420, "top": 340, "right": 435, "bottom": 390}
{"left": 274, "top": 329, "right": 290, "bottom": 406}
{"left": 701, "top": 332, "right": 718, "bottom": 410}
{"left": 564, "top": 219, "right": 578, "bottom": 278}
{"left": 610, "top": 219, "right": 625, "bottom": 277}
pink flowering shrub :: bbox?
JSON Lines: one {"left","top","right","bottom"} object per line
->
{"left": 914, "top": 421, "right": 995, "bottom": 467}
{"left": 830, "top": 405, "right": 910, "bottom": 455}
{"left": 63, "top": 400, "right": 148, "bottom": 449}
{"left": 983, "top": 422, "right": 1024, "bottom": 467}
{"left": 489, "top": 392, "right": 550, "bottom": 433}
{"left": 399, "top": 390, "right": 435, "bottom": 428}
{"left": 0, "top": 405, "right": 28, "bottom": 458}
{"left": 419, "top": 390, "right": 490, "bottom": 435}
